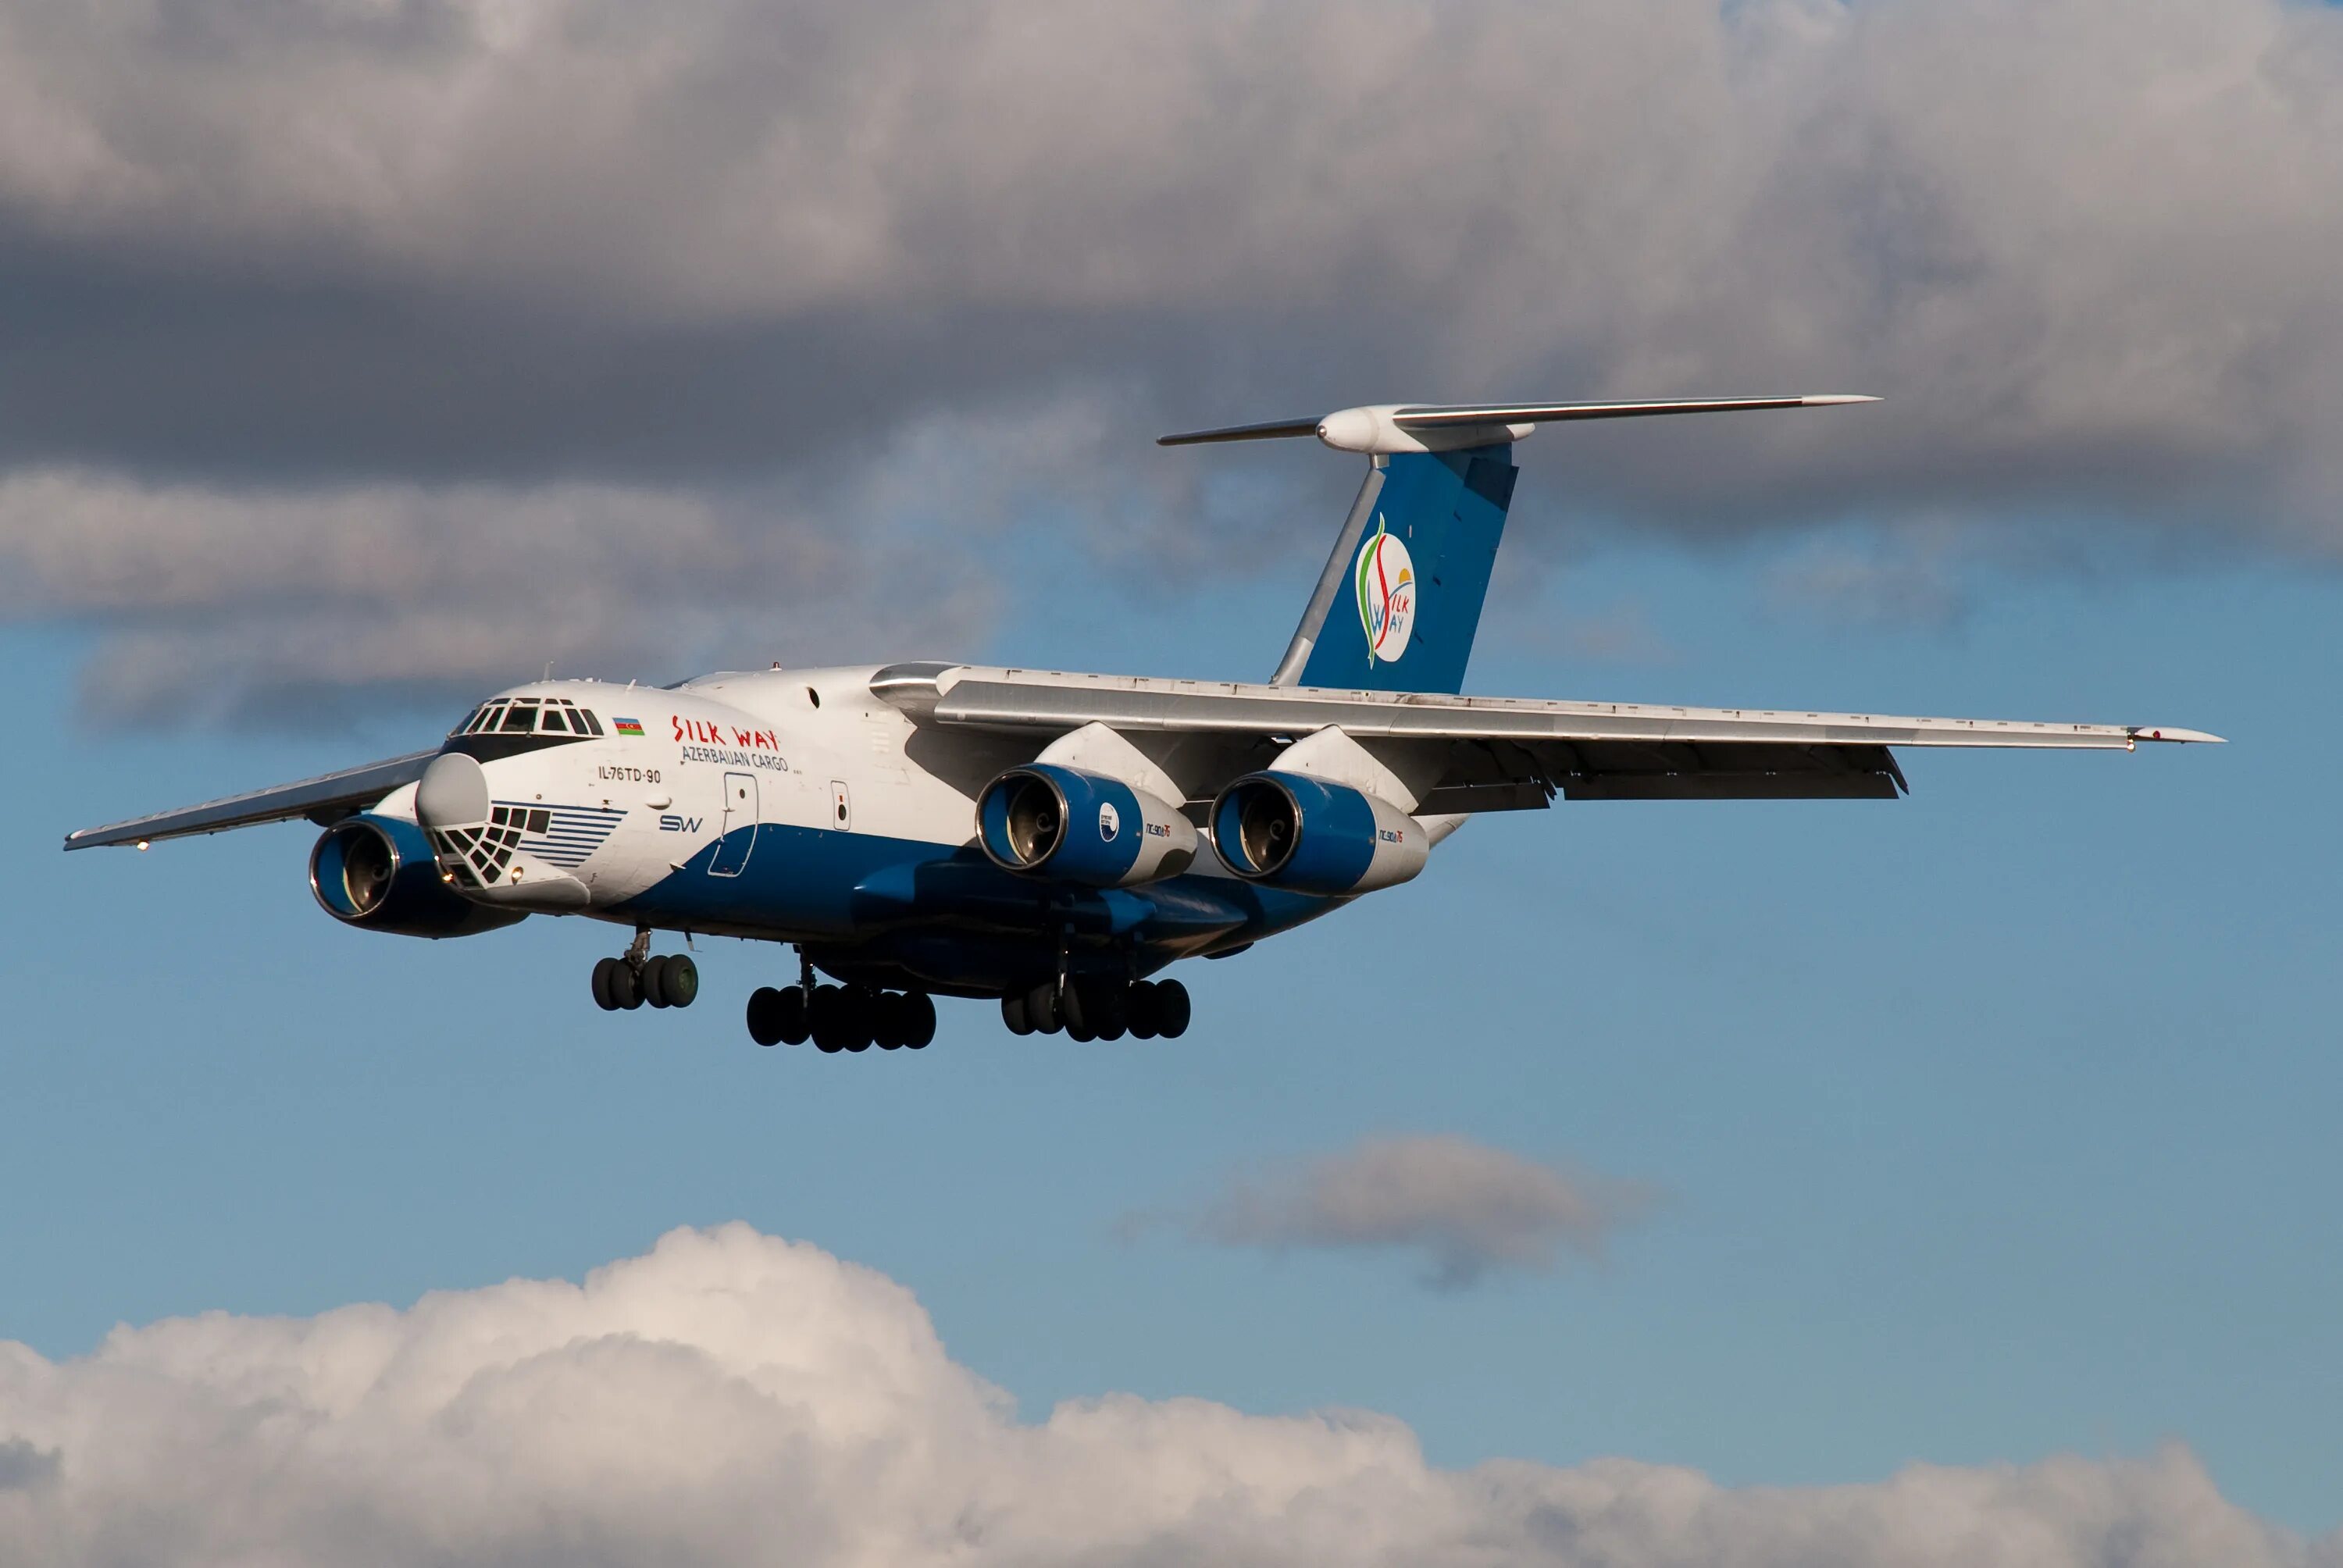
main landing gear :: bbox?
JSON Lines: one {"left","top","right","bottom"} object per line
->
{"left": 591, "top": 931, "right": 699, "bottom": 1012}
{"left": 1003, "top": 978, "right": 1189, "bottom": 1042}
{"left": 747, "top": 977, "right": 936, "bottom": 1053}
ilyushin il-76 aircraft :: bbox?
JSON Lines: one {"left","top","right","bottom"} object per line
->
{"left": 66, "top": 396, "right": 2220, "bottom": 1053}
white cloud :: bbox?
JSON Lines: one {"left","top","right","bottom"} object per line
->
{"left": 5, "top": 0, "right": 2342, "bottom": 532}
{"left": 1137, "top": 1134, "right": 1654, "bottom": 1288}
{"left": 6, "top": 0, "right": 2343, "bottom": 714}
{"left": 0, "top": 1224, "right": 2327, "bottom": 1567}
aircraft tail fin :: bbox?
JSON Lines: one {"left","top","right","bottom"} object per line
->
{"left": 1161, "top": 396, "right": 1876, "bottom": 695}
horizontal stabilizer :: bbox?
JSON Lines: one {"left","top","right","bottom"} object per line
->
{"left": 1160, "top": 395, "right": 1878, "bottom": 455}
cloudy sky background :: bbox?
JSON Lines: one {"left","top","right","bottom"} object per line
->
{"left": 4, "top": 0, "right": 2341, "bottom": 1561}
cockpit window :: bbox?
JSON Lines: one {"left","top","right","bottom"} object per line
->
{"left": 540, "top": 707, "right": 570, "bottom": 734}
{"left": 498, "top": 701, "right": 540, "bottom": 733}
{"left": 450, "top": 705, "right": 485, "bottom": 737}
{"left": 577, "top": 709, "right": 604, "bottom": 736}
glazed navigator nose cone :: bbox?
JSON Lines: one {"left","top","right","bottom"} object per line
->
{"left": 416, "top": 751, "right": 490, "bottom": 829}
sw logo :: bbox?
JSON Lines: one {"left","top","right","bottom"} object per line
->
{"left": 658, "top": 814, "right": 705, "bottom": 833}
{"left": 1353, "top": 514, "right": 1416, "bottom": 665}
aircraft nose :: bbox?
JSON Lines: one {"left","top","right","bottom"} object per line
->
{"left": 416, "top": 751, "right": 490, "bottom": 829}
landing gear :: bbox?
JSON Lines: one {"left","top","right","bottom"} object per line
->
{"left": 641, "top": 953, "right": 699, "bottom": 1009}
{"left": 746, "top": 985, "right": 809, "bottom": 1046}
{"left": 748, "top": 976, "right": 935, "bottom": 1053}
{"left": 590, "top": 932, "right": 697, "bottom": 1013}
{"left": 1004, "top": 977, "right": 1187, "bottom": 1039}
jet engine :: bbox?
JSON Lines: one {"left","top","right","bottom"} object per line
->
{"left": 975, "top": 763, "right": 1196, "bottom": 887}
{"left": 309, "top": 814, "right": 528, "bottom": 939}
{"left": 1208, "top": 772, "right": 1428, "bottom": 896}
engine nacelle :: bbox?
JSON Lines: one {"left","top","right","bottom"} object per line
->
{"left": 310, "top": 814, "right": 528, "bottom": 939}
{"left": 1209, "top": 772, "right": 1428, "bottom": 896}
{"left": 975, "top": 764, "right": 1197, "bottom": 887}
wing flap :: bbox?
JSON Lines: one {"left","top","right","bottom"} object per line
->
{"left": 63, "top": 750, "right": 438, "bottom": 850}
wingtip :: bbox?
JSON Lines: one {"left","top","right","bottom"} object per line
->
{"left": 1803, "top": 394, "right": 1881, "bottom": 406}
{"left": 2128, "top": 726, "right": 2225, "bottom": 745}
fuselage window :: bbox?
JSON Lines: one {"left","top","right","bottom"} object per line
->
{"left": 499, "top": 703, "right": 540, "bottom": 733}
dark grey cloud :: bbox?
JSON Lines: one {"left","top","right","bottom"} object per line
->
{"left": 4, "top": 0, "right": 2341, "bottom": 714}
{"left": 0, "top": 1225, "right": 2331, "bottom": 1566}
{"left": 1145, "top": 1134, "right": 1653, "bottom": 1288}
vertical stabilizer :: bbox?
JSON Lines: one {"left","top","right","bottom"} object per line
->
{"left": 1275, "top": 445, "right": 1517, "bottom": 694}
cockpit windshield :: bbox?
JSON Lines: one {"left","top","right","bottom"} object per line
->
{"left": 443, "top": 696, "right": 608, "bottom": 761}
{"left": 450, "top": 697, "right": 605, "bottom": 739}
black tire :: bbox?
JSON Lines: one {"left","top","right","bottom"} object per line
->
{"left": 1125, "top": 980, "right": 1160, "bottom": 1039}
{"left": 808, "top": 984, "right": 847, "bottom": 1051}
{"left": 1154, "top": 978, "right": 1190, "bottom": 1039}
{"left": 610, "top": 960, "right": 642, "bottom": 1011}
{"left": 873, "top": 992, "right": 908, "bottom": 1049}
{"left": 1087, "top": 981, "right": 1128, "bottom": 1041}
{"left": 1025, "top": 982, "right": 1063, "bottom": 1035}
{"left": 662, "top": 955, "right": 699, "bottom": 1008}
{"left": 1061, "top": 982, "right": 1097, "bottom": 1042}
{"left": 775, "top": 985, "right": 810, "bottom": 1046}
{"left": 1065, "top": 979, "right": 1124, "bottom": 1042}
{"left": 640, "top": 955, "right": 672, "bottom": 1008}
{"left": 1002, "top": 992, "right": 1032, "bottom": 1035}
{"left": 747, "top": 986, "right": 786, "bottom": 1047}
{"left": 591, "top": 957, "right": 620, "bottom": 1012}
{"left": 841, "top": 989, "right": 876, "bottom": 1053}
{"left": 904, "top": 992, "right": 936, "bottom": 1049}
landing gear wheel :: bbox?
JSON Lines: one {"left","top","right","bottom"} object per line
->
{"left": 609, "top": 960, "right": 643, "bottom": 1011}
{"left": 1064, "top": 980, "right": 1124, "bottom": 1042}
{"left": 747, "top": 985, "right": 793, "bottom": 1047}
{"left": 1154, "top": 978, "right": 1190, "bottom": 1039}
{"left": 1002, "top": 992, "right": 1032, "bottom": 1035}
{"left": 774, "top": 985, "right": 808, "bottom": 1045}
{"left": 872, "top": 992, "right": 908, "bottom": 1049}
{"left": 1025, "top": 983, "right": 1063, "bottom": 1035}
{"left": 660, "top": 955, "right": 698, "bottom": 1008}
{"left": 1125, "top": 980, "right": 1161, "bottom": 1039}
{"left": 841, "top": 989, "right": 876, "bottom": 1053}
{"left": 808, "top": 984, "right": 848, "bottom": 1053}
{"left": 640, "top": 954, "right": 672, "bottom": 1008}
{"left": 591, "top": 957, "right": 621, "bottom": 1012}
{"left": 1090, "top": 982, "right": 1129, "bottom": 1042}
{"left": 903, "top": 992, "right": 936, "bottom": 1049}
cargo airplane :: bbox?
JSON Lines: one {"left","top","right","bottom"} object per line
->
{"left": 65, "top": 396, "right": 2220, "bottom": 1052}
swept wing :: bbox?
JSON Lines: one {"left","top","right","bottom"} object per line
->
{"left": 872, "top": 664, "right": 2219, "bottom": 807}
{"left": 63, "top": 750, "right": 437, "bottom": 850}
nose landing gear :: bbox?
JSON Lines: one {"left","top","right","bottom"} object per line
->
{"left": 591, "top": 929, "right": 699, "bottom": 1012}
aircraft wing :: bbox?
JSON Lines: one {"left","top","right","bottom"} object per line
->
{"left": 871, "top": 664, "right": 2220, "bottom": 808}
{"left": 62, "top": 750, "right": 439, "bottom": 850}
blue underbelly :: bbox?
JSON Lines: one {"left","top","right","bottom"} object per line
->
{"left": 609, "top": 820, "right": 1337, "bottom": 987}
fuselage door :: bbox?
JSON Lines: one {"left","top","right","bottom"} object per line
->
{"left": 711, "top": 772, "right": 757, "bottom": 876}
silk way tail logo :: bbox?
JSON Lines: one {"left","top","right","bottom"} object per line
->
{"left": 1353, "top": 515, "right": 1417, "bottom": 663}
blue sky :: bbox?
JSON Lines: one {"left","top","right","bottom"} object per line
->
{"left": 6, "top": 487, "right": 2333, "bottom": 1530}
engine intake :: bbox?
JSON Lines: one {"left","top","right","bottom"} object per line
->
{"left": 975, "top": 764, "right": 1196, "bottom": 887}
{"left": 311, "top": 815, "right": 527, "bottom": 939}
{"left": 1209, "top": 772, "right": 1427, "bottom": 896}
